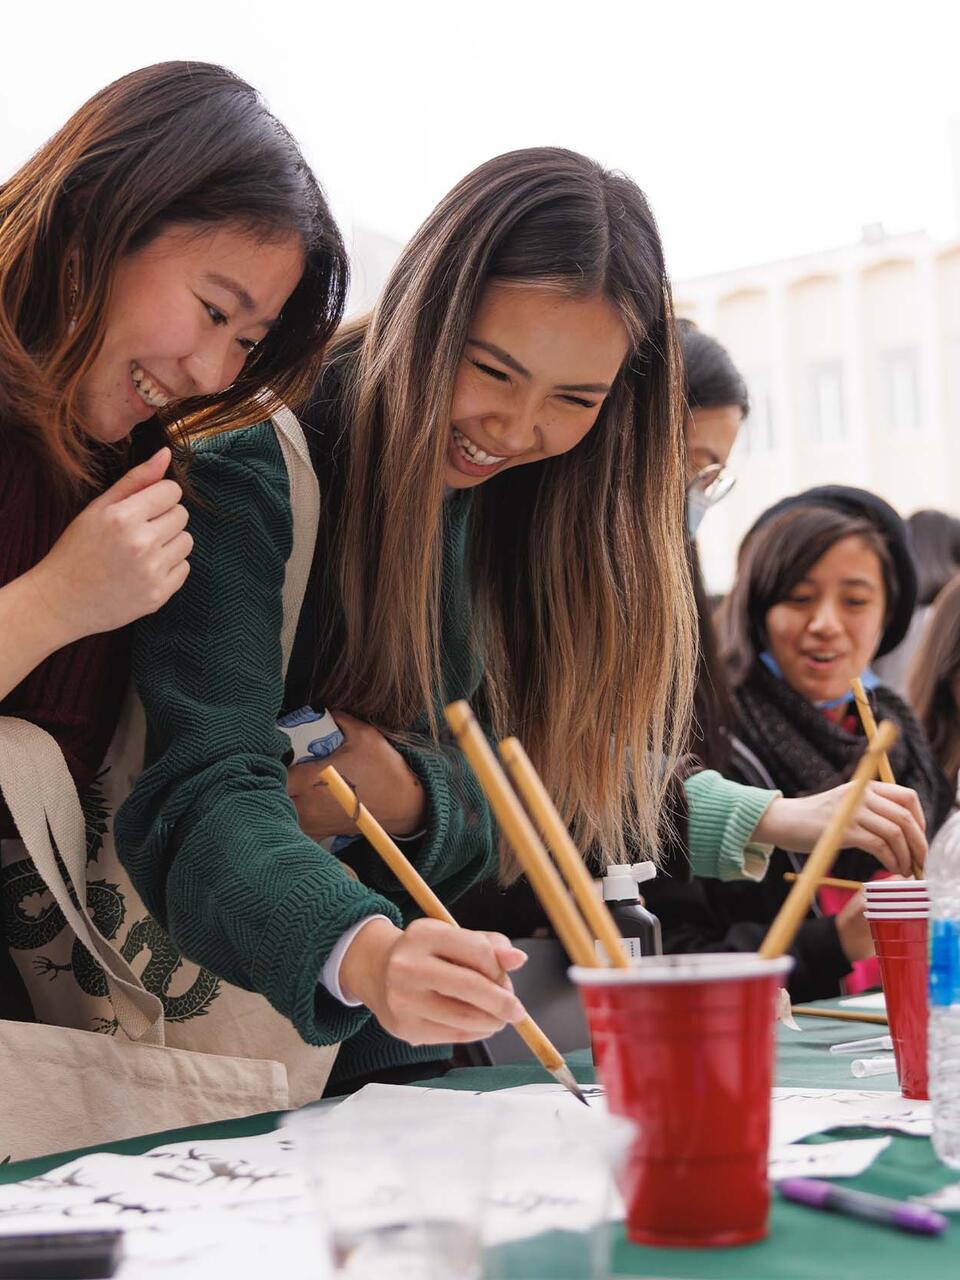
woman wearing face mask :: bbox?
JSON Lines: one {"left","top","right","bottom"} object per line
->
{"left": 676, "top": 327, "right": 926, "bottom": 853}
{"left": 0, "top": 62, "right": 346, "bottom": 1025}
{"left": 644, "top": 340, "right": 932, "bottom": 998}
{"left": 119, "top": 147, "right": 715, "bottom": 1090}
{"left": 689, "top": 489, "right": 952, "bottom": 1000}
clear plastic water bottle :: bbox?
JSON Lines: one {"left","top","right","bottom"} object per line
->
{"left": 927, "top": 810, "right": 960, "bottom": 1168}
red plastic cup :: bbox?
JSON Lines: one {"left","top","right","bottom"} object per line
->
{"left": 867, "top": 915, "right": 928, "bottom": 1100}
{"left": 570, "top": 953, "right": 793, "bottom": 1248}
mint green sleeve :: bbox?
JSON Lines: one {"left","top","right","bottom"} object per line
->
{"left": 682, "top": 770, "right": 780, "bottom": 882}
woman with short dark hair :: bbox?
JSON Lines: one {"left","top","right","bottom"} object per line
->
{"left": 704, "top": 488, "right": 952, "bottom": 999}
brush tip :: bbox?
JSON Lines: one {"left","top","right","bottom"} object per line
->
{"left": 552, "top": 1063, "right": 590, "bottom": 1105}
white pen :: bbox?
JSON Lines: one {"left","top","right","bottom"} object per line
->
{"left": 851, "top": 1056, "right": 898, "bottom": 1078}
{"left": 830, "top": 1035, "right": 893, "bottom": 1055}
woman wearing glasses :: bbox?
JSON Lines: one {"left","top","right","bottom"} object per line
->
{"left": 643, "top": 327, "right": 931, "bottom": 1000}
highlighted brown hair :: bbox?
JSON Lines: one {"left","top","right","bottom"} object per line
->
{"left": 0, "top": 61, "right": 347, "bottom": 492}
{"left": 321, "top": 147, "right": 696, "bottom": 874}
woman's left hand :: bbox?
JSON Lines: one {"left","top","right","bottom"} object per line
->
{"left": 287, "top": 711, "right": 427, "bottom": 841}
{"left": 752, "top": 780, "right": 927, "bottom": 876}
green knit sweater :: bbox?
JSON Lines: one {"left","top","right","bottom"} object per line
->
{"left": 116, "top": 420, "right": 776, "bottom": 1083}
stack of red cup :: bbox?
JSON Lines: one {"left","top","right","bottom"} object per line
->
{"left": 864, "top": 880, "right": 930, "bottom": 1100}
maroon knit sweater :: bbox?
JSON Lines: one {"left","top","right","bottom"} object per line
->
{"left": 0, "top": 439, "right": 131, "bottom": 837}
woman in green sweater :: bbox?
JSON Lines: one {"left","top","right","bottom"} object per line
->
{"left": 118, "top": 147, "right": 700, "bottom": 1087}
{"left": 118, "top": 148, "right": 928, "bottom": 1090}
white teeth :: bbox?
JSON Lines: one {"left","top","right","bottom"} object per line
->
{"left": 452, "top": 427, "right": 505, "bottom": 467}
{"left": 130, "top": 362, "right": 170, "bottom": 409}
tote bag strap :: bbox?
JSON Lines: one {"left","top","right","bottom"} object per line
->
{"left": 270, "top": 404, "right": 320, "bottom": 675}
{"left": 0, "top": 408, "right": 316, "bottom": 1048}
{"left": 0, "top": 717, "right": 164, "bottom": 1045}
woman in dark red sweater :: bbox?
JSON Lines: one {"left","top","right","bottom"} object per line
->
{"left": 0, "top": 61, "right": 348, "bottom": 1015}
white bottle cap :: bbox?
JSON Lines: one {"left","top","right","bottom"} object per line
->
{"left": 601, "top": 861, "right": 658, "bottom": 901}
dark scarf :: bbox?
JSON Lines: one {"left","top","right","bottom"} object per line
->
{"left": 733, "top": 661, "right": 954, "bottom": 871}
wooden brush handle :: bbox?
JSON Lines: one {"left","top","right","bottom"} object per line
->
{"left": 499, "top": 738, "right": 628, "bottom": 968}
{"left": 444, "top": 702, "right": 597, "bottom": 968}
{"left": 759, "top": 722, "right": 897, "bottom": 959}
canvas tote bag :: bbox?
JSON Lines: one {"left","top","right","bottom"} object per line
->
{"left": 0, "top": 408, "right": 338, "bottom": 1162}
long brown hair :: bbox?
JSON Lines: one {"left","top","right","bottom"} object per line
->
{"left": 718, "top": 506, "right": 896, "bottom": 688}
{"left": 909, "top": 574, "right": 960, "bottom": 790}
{"left": 322, "top": 147, "right": 696, "bottom": 873}
{"left": 0, "top": 61, "right": 347, "bottom": 492}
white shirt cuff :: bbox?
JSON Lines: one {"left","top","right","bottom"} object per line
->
{"left": 319, "top": 914, "right": 392, "bottom": 1006}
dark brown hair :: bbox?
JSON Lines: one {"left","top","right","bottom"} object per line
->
{"left": 0, "top": 60, "right": 348, "bottom": 491}
{"left": 907, "top": 510, "right": 960, "bottom": 607}
{"left": 678, "top": 320, "right": 748, "bottom": 771}
{"left": 677, "top": 318, "right": 750, "bottom": 418}
{"left": 909, "top": 573, "right": 960, "bottom": 789}
{"left": 718, "top": 506, "right": 896, "bottom": 687}
{"left": 321, "top": 146, "right": 695, "bottom": 873}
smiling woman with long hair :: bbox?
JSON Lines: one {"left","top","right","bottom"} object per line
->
{"left": 0, "top": 62, "right": 347, "bottom": 1024}
{"left": 118, "top": 148, "right": 703, "bottom": 1090}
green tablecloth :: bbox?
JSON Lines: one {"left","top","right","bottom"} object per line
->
{"left": 3, "top": 1001, "right": 958, "bottom": 1278}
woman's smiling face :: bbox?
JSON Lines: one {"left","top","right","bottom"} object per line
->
{"left": 764, "top": 534, "right": 888, "bottom": 704}
{"left": 77, "top": 222, "right": 305, "bottom": 443}
{"left": 444, "top": 283, "right": 631, "bottom": 489}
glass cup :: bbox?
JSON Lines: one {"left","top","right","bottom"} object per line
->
{"left": 482, "top": 1098, "right": 634, "bottom": 1280}
{"left": 284, "top": 1095, "right": 486, "bottom": 1280}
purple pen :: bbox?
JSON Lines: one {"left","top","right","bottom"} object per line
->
{"left": 779, "top": 1179, "right": 949, "bottom": 1236}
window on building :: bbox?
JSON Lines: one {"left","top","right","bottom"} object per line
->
{"left": 737, "top": 370, "right": 775, "bottom": 455}
{"left": 805, "top": 362, "right": 845, "bottom": 445}
{"left": 879, "top": 348, "right": 922, "bottom": 434}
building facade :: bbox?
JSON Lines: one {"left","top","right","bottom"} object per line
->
{"left": 675, "top": 230, "right": 960, "bottom": 591}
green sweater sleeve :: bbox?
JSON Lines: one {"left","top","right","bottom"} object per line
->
{"left": 115, "top": 423, "right": 402, "bottom": 1047}
{"left": 340, "top": 737, "right": 500, "bottom": 916}
{"left": 683, "top": 770, "right": 780, "bottom": 882}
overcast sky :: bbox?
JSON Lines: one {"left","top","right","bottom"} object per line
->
{"left": 4, "top": 0, "right": 960, "bottom": 281}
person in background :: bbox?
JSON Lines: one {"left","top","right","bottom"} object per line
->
{"left": 0, "top": 62, "right": 344, "bottom": 1019}
{"left": 644, "top": 340, "right": 930, "bottom": 995}
{"left": 875, "top": 509, "right": 960, "bottom": 694}
{"left": 704, "top": 488, "right": 953, "bottom": 999}
{"left": 679, "top": 318, "right": 742, "bottom": 774}
{"left": 909, "top": 573, "right": 960, "bottom": 798}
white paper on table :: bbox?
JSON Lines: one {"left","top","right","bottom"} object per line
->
{"left": 0, "top": 1082, "right": 924, "bottom": 1273}
{"left": 333, "top": 1083, "right": 625, "bottom": 1240}
{"left": 449, "top": 1080, "right": 928, "bottom": 1143}
{"left": 0, "top": 1133, "right": 325, "bottom": 1280}
{"left": 768, "top": 1137, "right": 891, "bottom": 1179}
{"left": 839, "top": 992, "right": 887, "bottom": 1011}
{"left": 912, "top": 1182, "right": 960, "bottom": 1212}
{"left": 771, "top": 1087, "right": 931, "bottom": 1144}
{"left": 458, "top": 1084, "right": 900, "bottom": 1175}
